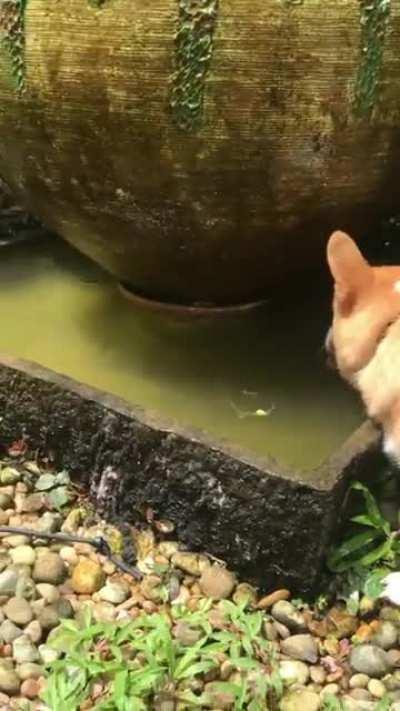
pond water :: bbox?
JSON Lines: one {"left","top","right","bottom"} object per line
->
{"left": 0, "top": 237, "right": 362, "bottom": 470}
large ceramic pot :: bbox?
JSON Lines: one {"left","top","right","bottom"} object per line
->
{"left": 0, "top": 1, "right": 399, "bottom": 305}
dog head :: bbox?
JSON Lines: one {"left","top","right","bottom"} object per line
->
{"left": 326, "top": 231, "right": 400, "bottom": 381}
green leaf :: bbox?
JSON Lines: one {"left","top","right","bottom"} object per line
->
{"left": 327, "top": 529, "right": 383, "bottom": 572}
{"left": 55, "top": 470, "right": 71, "bottom": 486}
{"left": 351, "top": 481, "right": 390, "bottom": 534}
{"left": 363, "top": 567, "right": 391, "bottom": 599}
{"left": 359, "top": 538, "right": 394, "bottom": 567}
{"left": 375, "top": 696, "right": 392, "bottom": 711}
{"left": 322, "top": 695, "right": 345, "bottom": 711}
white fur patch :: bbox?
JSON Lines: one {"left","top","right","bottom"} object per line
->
{"left": 393, "top": 280, "right": 400, "bottom": 293}
{"left": 380, "top": 572, "right": 400, "bottom": 606}
{"left": 383, "top": 436, "right": 400, "bottom": 465}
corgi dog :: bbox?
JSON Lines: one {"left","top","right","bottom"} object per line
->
{"left": 326, "top": 230, "right": 400, "bottom": 464}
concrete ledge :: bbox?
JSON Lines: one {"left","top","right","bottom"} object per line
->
{"left": 0, "top": 355, "right": 383, "bottom": 594}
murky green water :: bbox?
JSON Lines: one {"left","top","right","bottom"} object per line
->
{"left": 0, "top": 238, "right": 362, "bottom": 470}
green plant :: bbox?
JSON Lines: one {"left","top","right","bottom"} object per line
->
{"left": 327, "top": 481, "right": 399, "bottom": 574}
{"left": 322, "top": 694, "right": 345, "bottom": 711}
{"left": 42, "top": 600, "right": 282, "bottom": 710}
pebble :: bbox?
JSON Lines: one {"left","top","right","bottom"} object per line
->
{"left": 370, "top": 620, "right": 398, "bottom": 650}
{"left": 348, "top": 688, "right": 373, "bottom": 701}
{"left": 280, "top": 689, "right": 320, "bottom": 711}
{"left": 388, "top": 649, "right": 400, "bottom": 668}
{"left": 367, "top": 678, "right": 386, "bottom": 698}
{"left": 173, "top": 622, "right": 202, "bottom": 646}
{"left": 59, "top": 546, "right": 78, "bottom": 566}
{"left": 310, "top": 666, "right": 326, "bottom": 685}
{"left": 20, "top": 678, "right": 40, "bottom": 699}
{"left": 0, "top": 468, "right": 21, "bottom": 485}
{"left": 0, "top": 621, "right": 22, "bottom": 644}
{"left": 171, "top": 552, "right": 207, "bottom": 577}
{"left": 17, "top": 663, "right": 43, "bottom": 681}
{"left": 24, "top": 621, "right": 42, "bottom": 644}
{"left": 350, "top": 644, "right": 391, "bottom": 677}
{"left": 280, "top": 634, "right": 319, "bottom": 663}
{"left": 0, "top": 665, "right": 20, "bottom": 695}
{"left": 9, "top": 546, "right": 36, "bottom": 566}
{"left": 271, "top": 600, "right": 306, "bottom": 632}
{"left": 279, "top": 660, "right": 310, "bottom": 686}
{"left": 349, "top": 673, "right": 370, "bottom": 689}
{"left": 199, "top": 565, "right": 236, "bottom": 600}
{"left": 257, "top": 588, "right": 290, "bottom": 609}
{"left": 71, "top": 559, "right": 104, "bottom": 594}
{"left": 38, "top": 645, "right": 60, "bottom": 665}
{"left": 12, "top": 635, "right": 39, "bottom": 663}
{"left": 36, "top": 583, "right": 60, "bottom": 604}
{"left": 321, "top": 683, "right": 340, "bottom": 698}
{"left": 0, "top": 569, "right": 18, "bottom": 595}
{"left": 0, "top": 494, "right": 12, "bottom": 510}
{"left": 33, "top": 553, "right": 66, "bottom": 585}
{"left": 4, "top": 598, "right": 33, "bottom": 626}
{"left": 3, "top": 535, "right": 29, "bottom": 548}
{"left": 232, "top": 583, "right": 257, "bottom": 607}
{"left": 97, "top": 581, "right": 131, "bottom": 605}
{"left": 37, "top": 606, "right": 61, "bottom": 631}
{"left": 20, "top": 493, "right": 44, "bottom": 513}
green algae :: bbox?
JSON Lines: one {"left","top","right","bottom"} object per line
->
{"left": 0, "top": 0, "right": 28, "bottom": 92}
{"left": 354, "top": 0, "right": 391, "bottom": 118}
{"left": 169, "top": 0, "right": 219, "bottom": 132}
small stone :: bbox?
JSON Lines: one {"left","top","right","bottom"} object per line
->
{"left": 33, "top": 553, "right": 66, "bottom": 585}
{"left": 0, "top": 621, "right": 22, "bottom": 644}
{"left": 359, "top": 596, "right": 377, "bottom": 616}
{"left": 370, "top": 621, "right": 398, "bottom": 650}
{"left": 232, "top": 583, "right": 257, "bottom": 607}
{"left": 280, "top": 634, "right": 319, "bottom": 663}
{"left": 158, "top": 542, "right": 180, "bottom": 559}
{"left": 348, "top": 688, "right": 373, "bottom": 701}
{"left": 0, "top": 570, "right": 18, "bottom": 596}
{"left": 257, "top": 589, "right": 290, "bottom": 609}
{"left": 349, "top": 674, "right": 370, "bottom": 689}
{"left": 280, "top": 689, "right": 320, "bottom": 711}
{"left": 273, "top": 620, "right": 291, "bottom": 639}
{"left": 36, "top": 512, "right": 61, "bottom": 533}
{"left": 271, "top": 600, "right": 306, "bottom": 632}
{"left": 321, "top": 683, "right": 340, "bottom": 696}
{"left": 3, "top": 535, "right": 29, "bottom": 548}
{"left": 140, "top": 576, "right": 163, "bottom": 603}
{"left": 171, "top": 585, "right": 190, "bottom": 606}
{"left": 367, "top": 678, "right": 386, "bottom": 698}
{"left": 59, "top": 547, "right": 78, "bottom": 566}
{"left": 4, "top": 599, "right": 33, "bottom": 626}
{"left": 171, "top": 552, "right": 205, "bottom": 576}
{"left": 382, "top": 671, "right": 400, "bottom": 691}
{"left": 220, "top": 660, "right": 234, "bottom": 681}
{"left": 37, "top": 605, "right": 62, "bottom": 631}
{"left": 38, "top": 645, "right": 60, "bottom": 665}
{"left": 199, "top": 565, "right": 236, "bottom": 600}
{"left": 24, "top": 621, "right": 42, "bottom": 645}
{"left": 10, "top": 547, "right": 36, "bottom": 567}
{"left": 279, "top": 660, "right": 310, "bottom": 686}
{"left": 0, "top": 665, "right": 20, "bottom": 695}
{"left": 263, "top": 621, "right": 278, "bottom": 642}
{"left": 327, "top": 606, "right": 358, "bottom": 639}
{"left": 93, "top": 603, "right": 117, "bottom": 623}
{"left": 16, "top": 663, "right": 43, "bottom": 681}
{"left": 12, "top": 636, "right": 39, "bottom": 664}
{"left": 387, "top": 650, "right": 400, "bottom": 668}
{"left": 20, "top": 678, "right": 40, "bottom": 699}
{"left": 350, "top": 645, "right": 391, "bottom": 678}
{"left": 71, "top": 560, "right": 104, "bottom": 594}
{"left": 380, "top": 606, "right": 400, "bottom": 625}
{"left": 0, "top": 494, "right": 12, "bottom": 510}
{"left": 0, "top": 468, "right": 20, "bottom": 485}
{"left": 204, "top": 681, "right": 235, "bottom": 709}
{"left": 310, "top": 666, "right": 326, "bottom": 685}
{"left": 20, "top": 493, "right": 44, "bottom": 513}
{"left": 35, "top": 584, "right": 59, "bottom": 604}
{"left": 173, "top": 622, "right": 202, "bottom": 646}
{"left": 61, "top": 508, "right": 83, "bottom": 534}
{"left": 98, "top": 582, "right": 130, "bottom": 605}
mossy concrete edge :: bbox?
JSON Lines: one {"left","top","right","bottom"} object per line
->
{"left": 0, "top": 355, "right": 383, "bottom": 594}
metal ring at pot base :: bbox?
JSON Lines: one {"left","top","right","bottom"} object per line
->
{"left": 118, "top": 282, "right": 269, "bottom": 320}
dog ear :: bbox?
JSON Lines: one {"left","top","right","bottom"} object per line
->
{"left": 327, "top": 231, "right": 372, "bottom": 314}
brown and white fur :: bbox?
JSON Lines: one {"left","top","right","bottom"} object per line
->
{"left": 326, "top": 230, "right": 400, "bottom": 464}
